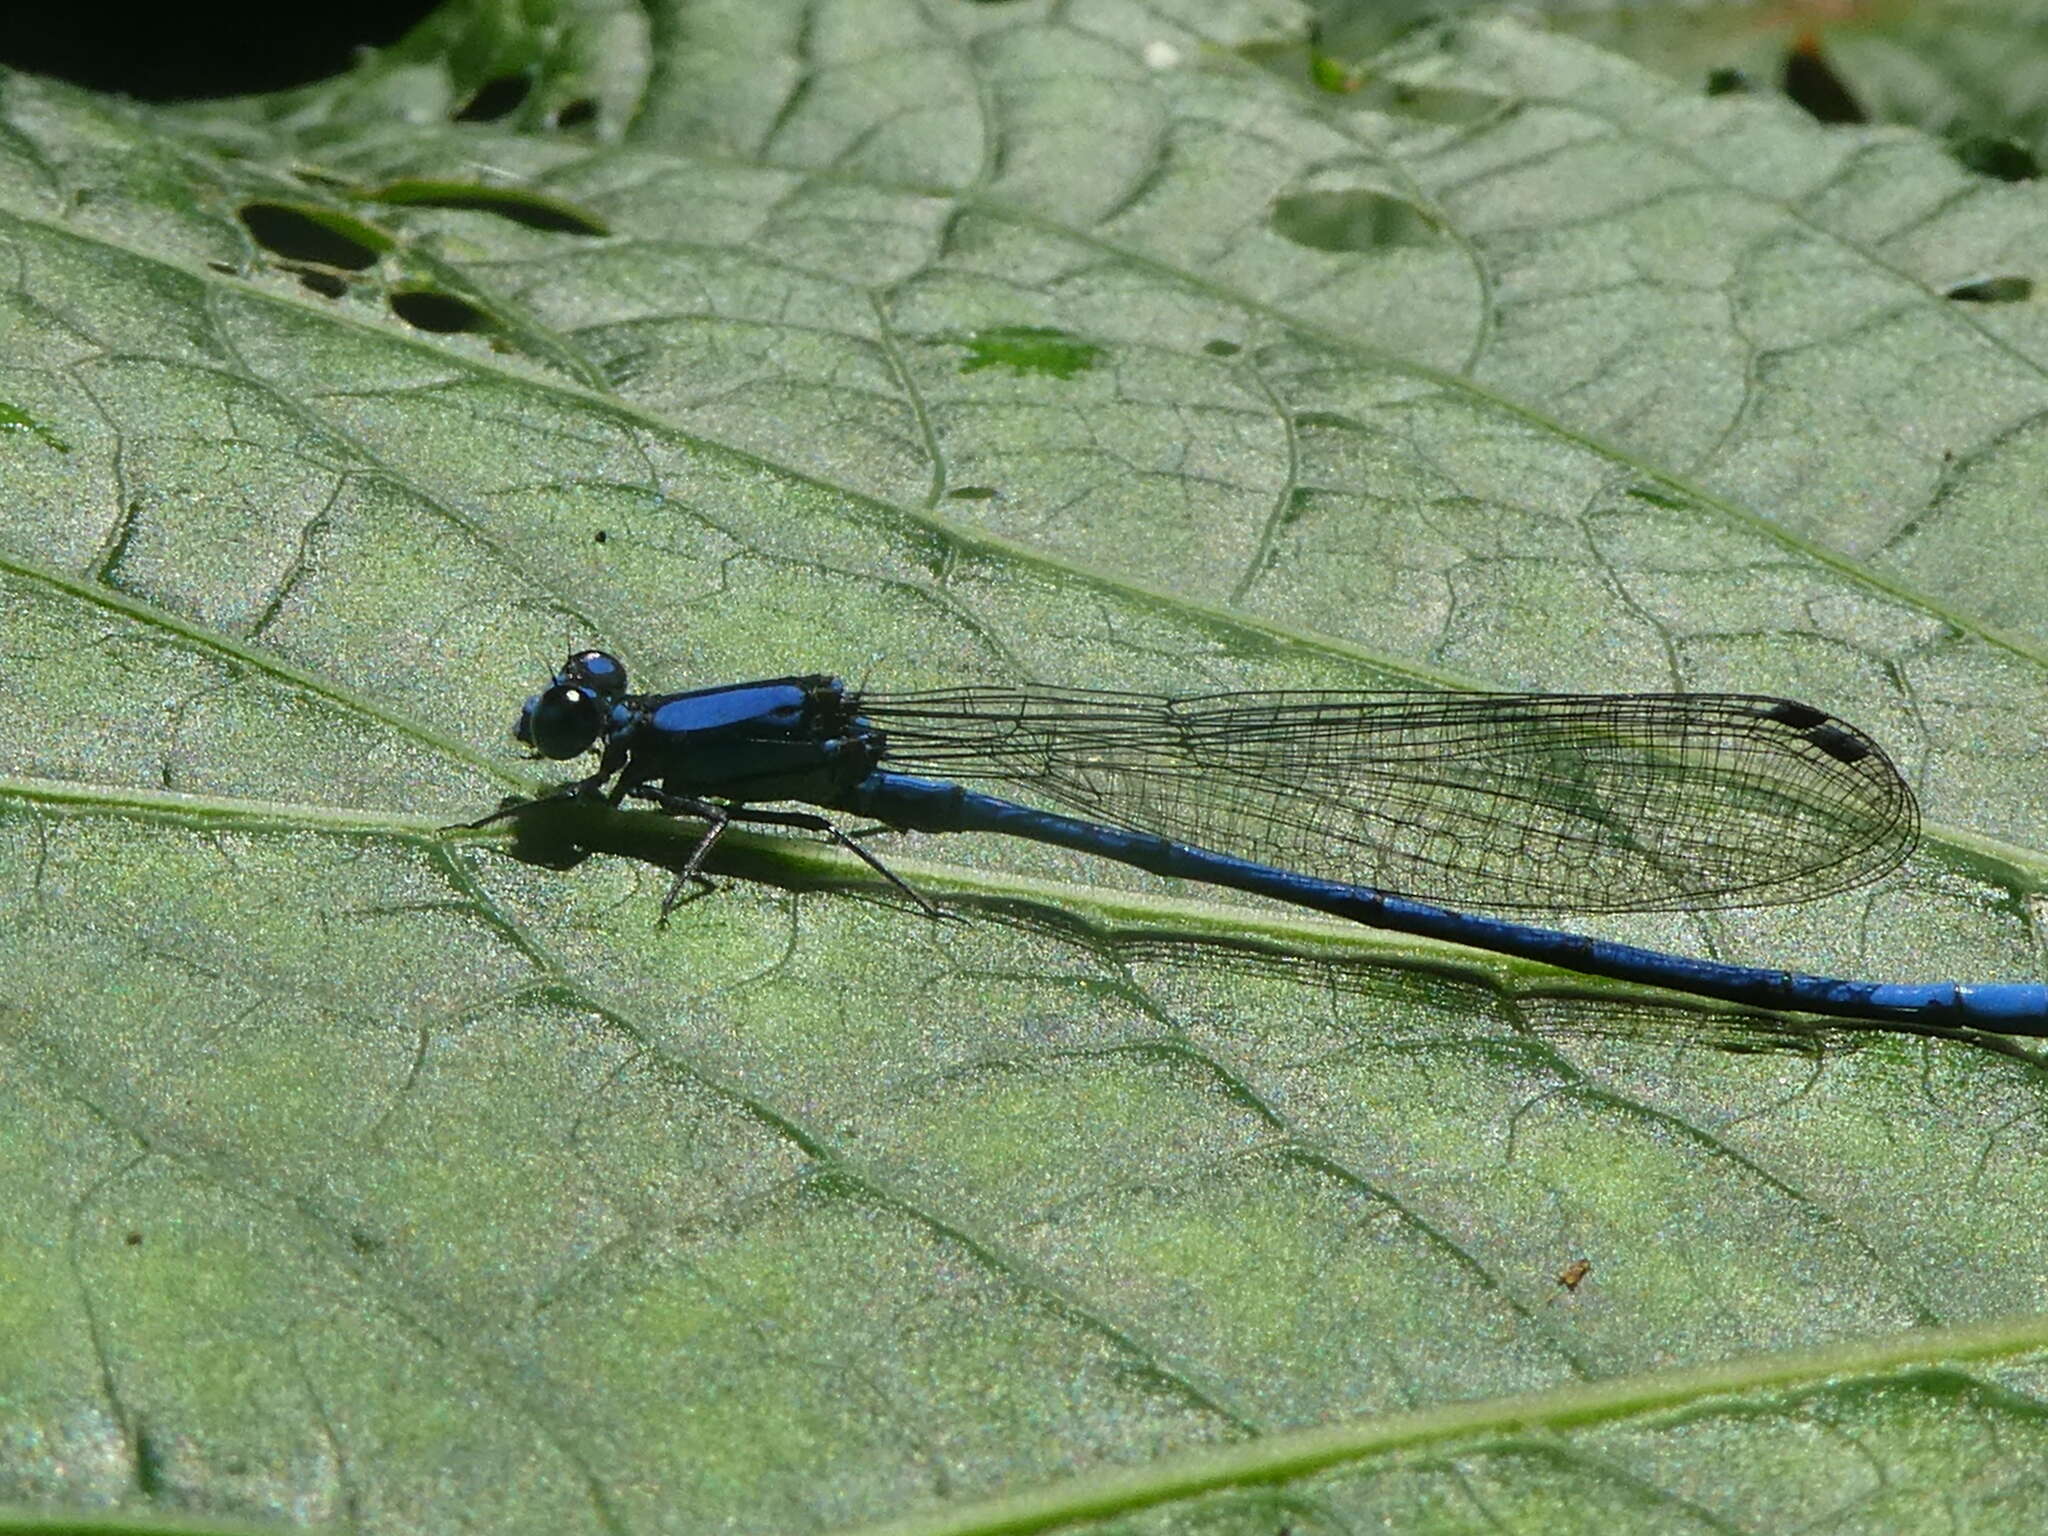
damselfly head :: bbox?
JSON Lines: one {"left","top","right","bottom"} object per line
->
{"left": 520, "top": 683, "right": 608, "bottom": 760}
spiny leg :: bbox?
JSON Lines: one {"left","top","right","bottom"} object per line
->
{"left": 626, "top": 785, "right": 943, "bottom": 916}
{"left": 612, "top": 786, "right": 733, "bottom": 918}
{"left": 452, "top": 738, "right": 631, "bottom": 831}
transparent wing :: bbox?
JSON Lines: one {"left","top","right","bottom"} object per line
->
{"left": 853, "top": 689, "right": 1919, "bottom": 914}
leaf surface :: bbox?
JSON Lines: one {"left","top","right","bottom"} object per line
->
{"left": 4, "top": 5, "right": 2048, "bottom": 1534}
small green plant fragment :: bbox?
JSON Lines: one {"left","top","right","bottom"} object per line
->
{"left": 365, "top": 178, "right": 610, "bottom": 235}
{"left": 1243, "top": 20, "right": 1501, "bottom": 125}
{"left": 1309, "top": 53, "right": 1361, "bottom": 92}
{"left": 953, "top": 325, "right": 1104, "bottom": 380}
{"left": 1306, "top": 23, "right": 1363, "bottom": 93}
{"left": 1292, "top": 409, "right": 1368, "bottom": 433}
{"left": 0, "top": 398, "right": 71, "bottom": 453}
{"left": 1626, "top": 484, "right": 1689, "bottom": 510}
{"left": 238, "top": 201, "right": 394, "bottom": 269}
{"left": 289, "top": 164, "right": 358, "bottom": 191}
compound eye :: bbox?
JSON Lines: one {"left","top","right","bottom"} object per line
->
{"left": 562, "top": 649, "right": 627, "bottom": 698}
{"left": 520, "top": 684, "right": 607, "bottom": 760}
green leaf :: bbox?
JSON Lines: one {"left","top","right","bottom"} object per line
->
{"left": 6, "top": 5, "right": 2048, "bottom": 1534}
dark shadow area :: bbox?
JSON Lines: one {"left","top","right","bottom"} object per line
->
{"left": 454, "top": 73, "right": 532, "bottom": 123}
{"left": 238, "top": 202, "right": 391, "bottom": 269}
{"left": 0, "top": 1, "right": 435, "bottom": 99}
{"left": 464, "top": 795, "right": 2048, "bottom": 1065}
{"left": 388, "top": 287, "right": 489, "bottom": 333}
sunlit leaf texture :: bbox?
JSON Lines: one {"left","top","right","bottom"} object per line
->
{"left": 5, "top": 2, "right": 2048, "bottom": 1533}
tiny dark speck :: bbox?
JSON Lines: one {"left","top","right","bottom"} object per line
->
{"left": 1946, "top": 276, "right": 2032, "bottom": 304}
{"left": 125, "top": 1231, "right": 143, "bottom": 1246}
{"left": 593, "top": 529, "right": 609, "bottom": 544}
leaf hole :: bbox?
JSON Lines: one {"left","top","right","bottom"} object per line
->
{"left": 237, "top": 200, "right": 389, "bottom": 269}
{"left": 389, "top": 288, "right": 489, "bottom": 332}
{"left": 1953, "top": 135, "right": 2039, "bottom": 182}
{"left": 454, "top": 73, "right": 531, "bottom": 122}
